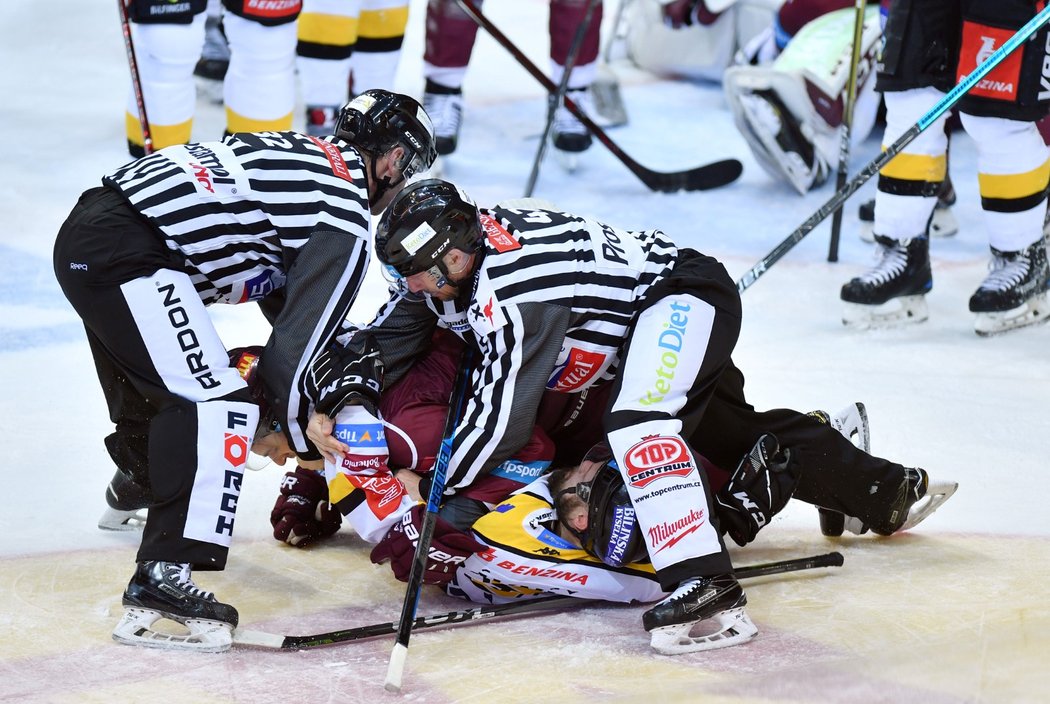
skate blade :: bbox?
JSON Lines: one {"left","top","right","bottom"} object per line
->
{"left": 553, "top": 148, "right": 581, "bottom": 173}
{"left": 97, "top": 507, "right": 147, "bottom": 531}
{"left": 112, "top": 607, "right": 233, "bottom": 653}
{"left": 974, "top": 292, "right": 1050, "bottom": 336}
{"left": 842, "top": 296, "right": 929, "bottom": 330}
{"left": 899, "top": 480, "right": 958, "bottom": 532}
{"left": 649, "top": 606, "right": 758, "bottom": 655}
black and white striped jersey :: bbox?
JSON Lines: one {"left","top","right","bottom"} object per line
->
{"left": 367, "top": 204, "right": 678, "bottom": 491}
{"left": 104, "top": 132, "right": 373, "bottom": 456}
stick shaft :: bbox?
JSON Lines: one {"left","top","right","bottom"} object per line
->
{"left": 235, "top": 551, "right": 844, "bottom": 650}
{"left": 827, "top": 0, "right": 868, "bottom": 263}
{"left": 117, "top": 0, "right": 153, "bottom": 154}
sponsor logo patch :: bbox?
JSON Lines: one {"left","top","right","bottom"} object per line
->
{"left": 623, "top": 435, "right": 696, "bottom": 489}
{"left": 546, "top": 346, "right": 607, "bottom": 391}
{"left": 480, "top": 214, "right": 521, "bottom": 253}
{"left": 957, "top": 22, "right": 1022, "bottom": 102}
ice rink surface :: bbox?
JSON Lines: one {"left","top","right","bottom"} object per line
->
{"left": 1, "top": 1, "right": 1048, "bottom": 702}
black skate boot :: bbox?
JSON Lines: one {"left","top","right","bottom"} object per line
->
{"left": 194, "top": 14, "right": 230, "bottom": 81}
{"left": 423, "top": 80, "right": 464, "bottom": 157}
{"left": 840, "top": 235, "right": 932, "bottom": 328}
{"left": 113, "top": 561, "right": 239, "bottom": 652}
{"left": 98, "top": 469, "right": 151, "bottom": 531}
{"left": 642, "top": 574, "right": 756, "bottom": 654}
{"left": 826, "top": 468, "right": 957, "bottom": 537}
{"left": 858, "top": 177, "right": 958, "bottom": 242}
{"left": 551, "top": 88, "right": 594, "bottom": 172}
{"left": 968, "top": 240, "right": 1050, "bottom": 336}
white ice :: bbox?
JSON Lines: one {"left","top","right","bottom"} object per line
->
{"left": 1, "top": 1, "right": 1048, "bottom": 702}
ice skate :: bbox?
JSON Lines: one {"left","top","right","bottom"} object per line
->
{"left": 643, "top": 574, "right": 756, "bottom": 654}
{"left": 304, "top": 105, "right": 339, "bottom": 138}
{"left": 858, "top": 178, "right": 958, "bottom": 243}
{"left": 423, "top": 84, "right": 464, "bottom": 157}
{"left": 98, "top": 469, "right": 150, "bottom": 531}
{"left": 194, "top": 14, "right": 229, "bottom": 104}
{"left": 551, "top": 88, "right": 594, "bottom": 173}
{"left": 841, "top": 235, "right": 932, "bottom": 329}
{"left": 969, "top": 240, "right": 1050, "bottom": 336}
{"left": 112, "top": 561, "right": 238, "bottom": 653}
{"left": 822, "top": 468, "right": 958, "bottom": 537}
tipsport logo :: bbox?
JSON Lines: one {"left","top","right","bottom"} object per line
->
{"left": 333, "top": 422, "right": 385, "bottom": 447}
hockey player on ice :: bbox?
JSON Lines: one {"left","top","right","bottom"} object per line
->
{"left": 54, "top": 89, "right": 436, "bottom": 653}
{"left": 420, "top": 0, "right": 604, "bottom": 172}
{"left": 840, "top": 0, "right": 1050, "bottom": 335}
{"left": 304, "top": 179, "right": 956, "bottom": 654}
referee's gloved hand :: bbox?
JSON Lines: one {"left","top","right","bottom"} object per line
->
{"left": 270, "top": 466, "right": 342, "bottom": 547}
{"left": 306, "top": 334, "right": 384, "bottom": 418}
{"left": 714, "top": 434, "right": 801, "bottom": 547}
{"left": 369, "top": 504, "right": 487, "bottom": 585}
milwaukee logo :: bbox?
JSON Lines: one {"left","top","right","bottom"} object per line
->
{"left": 648, "top": 508, "right": 705, "bottom": 553}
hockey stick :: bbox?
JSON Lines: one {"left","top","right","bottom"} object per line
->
{"left": 826, "top": 0, "right": 868, "bottom": 263}
{"left": 736, "top": 3, "right": 1050, "bottom": 292}
{"left": 456, "top": 0, "right": 742, "bottom": 193}
{"left": 117, "top": 0, "right": 153, "bottom": 155}
{"left": 524, "top": 0, "right": 602, "bottom": 197}
{"left": 384, "top": 348, "right": 474, "bottom": 692}
{"left": 233, "top": 551, "right": 844, "bottom": 650}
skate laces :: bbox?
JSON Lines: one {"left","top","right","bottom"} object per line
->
{"left": 423, "top": 92, "right": 463, "bottom": 139}
{"left": 858, "top": 239, "right": 910, "bottom": 285}
{"left": 978, "top": 250, "right": 1032, "bottom": 292}
{"left": 554, "top": 90, "right": 591, "bottom": 137}
{"left": 163, "top": 563, "right": 216, "bottom": 602}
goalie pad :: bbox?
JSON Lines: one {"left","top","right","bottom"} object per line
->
{"left": 724, "top": 5, "right": 881, "bottom": 194}
{"left": 624, "top": 0, "right": 780, "bottom": 82}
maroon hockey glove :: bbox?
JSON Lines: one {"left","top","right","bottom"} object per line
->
{"left": 270, "top": 467, "right": 342, "bottom": 547}
{"left": 369, "top": 504, "right": 487, "bottom": 586}
{"left": 714, "top": 434, "right": 801, "bottom": 547}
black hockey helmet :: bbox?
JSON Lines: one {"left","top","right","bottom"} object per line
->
{"left": 334, "top": 89, "right": 438, "bottom": 180}
{"left": 375, "top": 178, "right": 485, "bottom": 277}
{"left": 228, "top": 346, "right": 280, "bottom": 434}
{"left": 582, "top": 459, "right": 647, "bottom": 567}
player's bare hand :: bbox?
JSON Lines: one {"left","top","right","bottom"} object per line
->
{"left": 307, "top": 412, "right": 348, "bottom": 463}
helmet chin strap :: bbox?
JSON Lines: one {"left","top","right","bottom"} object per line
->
{"left": 367, "top": 154, "right": 406, "bottom": 209}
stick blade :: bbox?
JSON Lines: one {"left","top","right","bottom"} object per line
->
{"left": 641, "top": 158, "right": 743, "bottom": 193}
{"left": 232, "top": 629, "right": 287, "bottom": 649}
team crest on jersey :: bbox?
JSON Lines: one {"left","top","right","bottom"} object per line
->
{"left": 479, "top": 214, "right": 521, "bottom": 253}
{"left": 546, "top": 346, "right": 608, "bottom": 391}
{"left": 623, "top": 435, "right": 696, "bottom": 489}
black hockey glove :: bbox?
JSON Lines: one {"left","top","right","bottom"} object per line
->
{"left": 714, "top": 434, "right": 801, "bottom": 547}
{"left": 305, "top": 333, "right": 383, "bottom": 418}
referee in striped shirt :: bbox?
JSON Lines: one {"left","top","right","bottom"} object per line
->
{"left": 309, "top": 177, "right": 938, "bottom": 655}
{"left": 52, "top": 89, "right": 436, "bottom": 651}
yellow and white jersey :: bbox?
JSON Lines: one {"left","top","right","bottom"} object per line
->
{"left": 446, "top": 475, "right": 668, "bottom": 605}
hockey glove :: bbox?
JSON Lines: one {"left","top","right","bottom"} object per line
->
{"left": 714, "top": 434, "right": 801, "bottom": 547}
{"left": 306, "top": 333, "right": 383, "bottom": 418}
{"left": 270, "top": 466, "right": 342, "bottom": 547}
{"left": 369, "top": 504, "right": 487, "bottom": 586}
